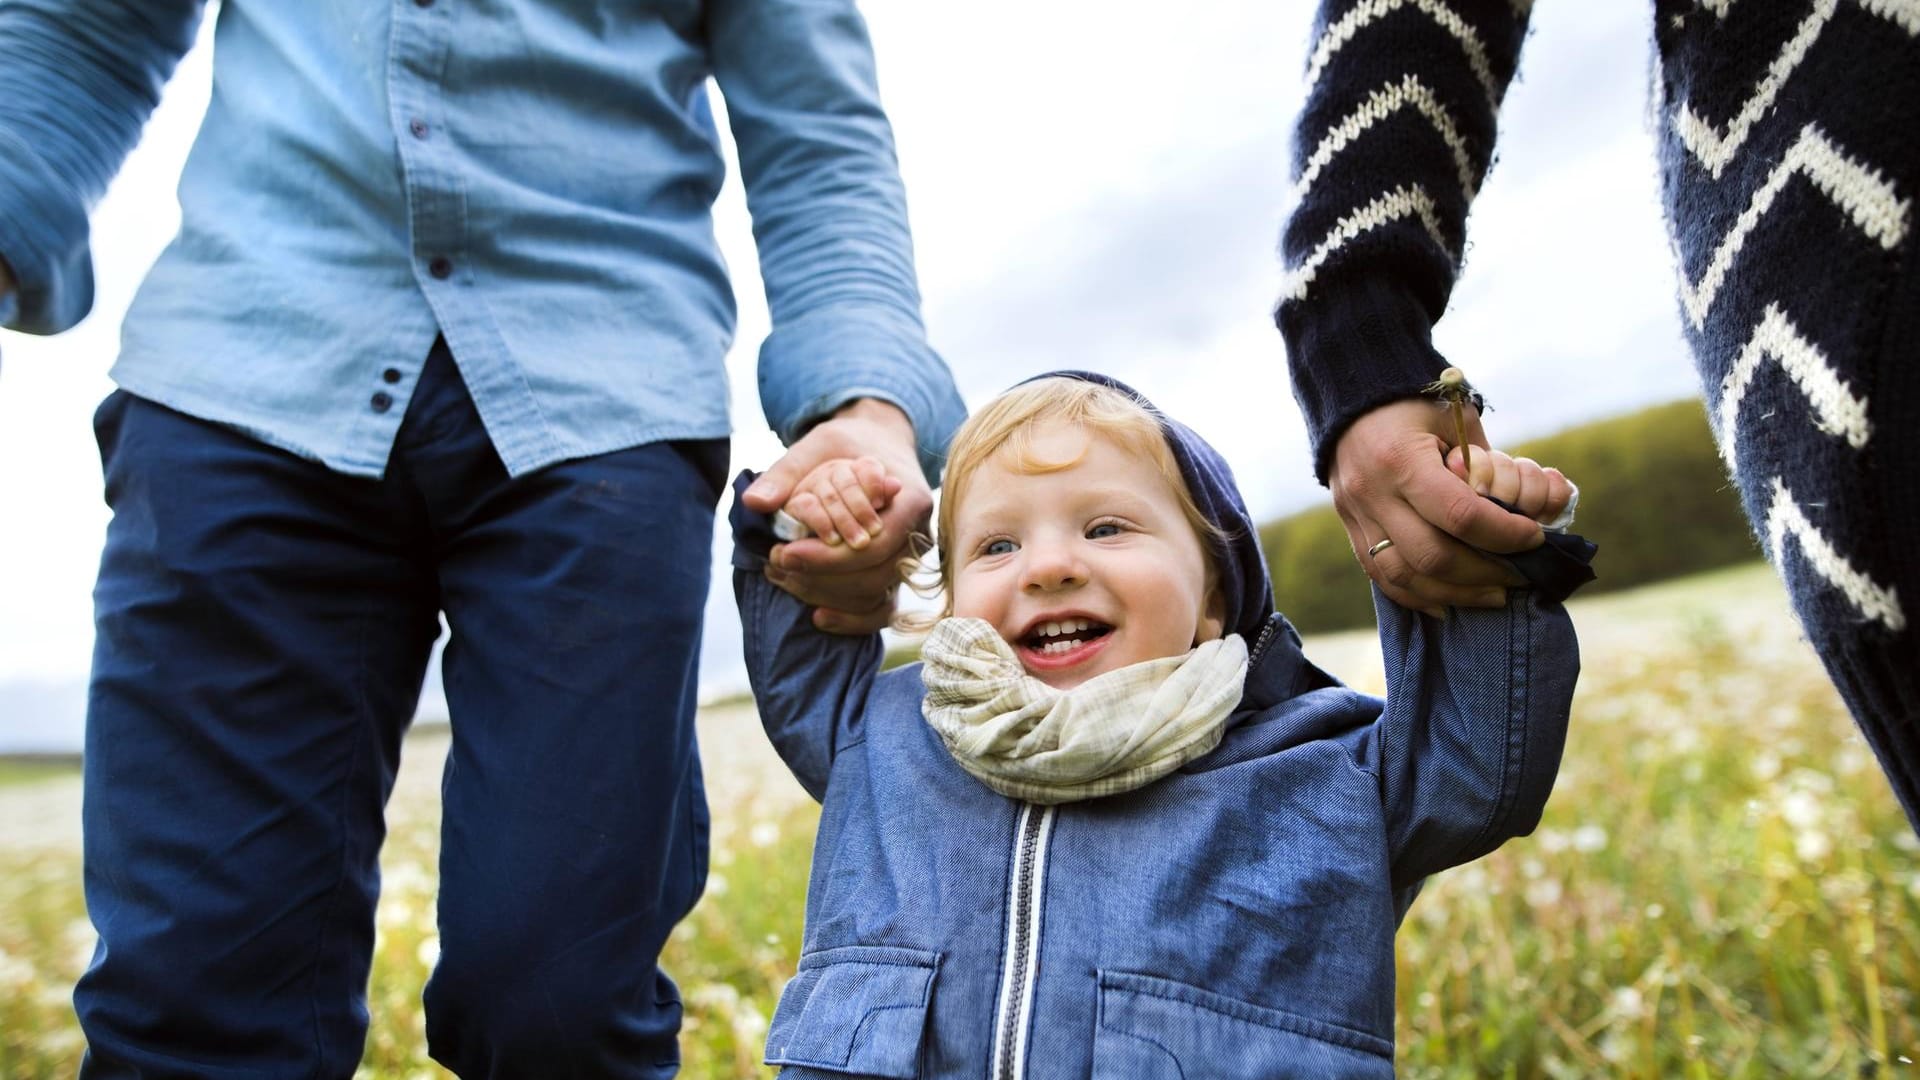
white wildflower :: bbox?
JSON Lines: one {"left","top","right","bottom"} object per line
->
{"left": 1795, "top": 829, "right": 1832, "bottom": 863}
{"left": 1779, "top": 790, "right": 1822, "bottom": 829}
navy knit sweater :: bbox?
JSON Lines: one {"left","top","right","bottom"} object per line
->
{"left": 1277, "top": 0, "right": 1920, "bottom": 826}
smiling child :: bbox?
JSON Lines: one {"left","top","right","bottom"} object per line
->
{"left": 730, "top": 371, "right": 1589, "bottom": 1078}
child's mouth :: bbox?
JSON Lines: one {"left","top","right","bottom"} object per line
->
{"left": 1018, "top": 618, "right": 1113, "bottom": 671}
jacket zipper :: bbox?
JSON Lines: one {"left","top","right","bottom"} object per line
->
{"left": 989, "top": 801, "right": 1056, "bottom": 1080}
{"left": 1247, "top": 614, "right": 1283, "bottom": 670}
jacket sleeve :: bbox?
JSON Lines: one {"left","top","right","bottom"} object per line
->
{"left": 705, "top": 0, "right": 965, "bottom": 487}
{"left": 0, "top": 0, "right": 207, "bottom": 334}
{"left": 1368, "top": 583, "right": 1579, "bottom": 891}
{"left": 729, "top": 473, "right": 885, "bottom": 802}
{"left": 1275, "top": 0, "right": 1532, "bottom": 484}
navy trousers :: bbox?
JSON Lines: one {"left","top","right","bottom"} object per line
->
{"left": 75, "top": 342, "right": 726, "bottom": 1078}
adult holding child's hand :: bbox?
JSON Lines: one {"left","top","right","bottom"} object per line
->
{"left": 1327, "top": 398, "right": 1543, "bottom": 619}
{"left": 1280, "top": 0, "right": 1920, "bottom": 831}
{"left": 742, "top": 396, "right": 933, "bottom": 635}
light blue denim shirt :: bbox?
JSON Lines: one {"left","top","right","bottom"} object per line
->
{"left": 731, "top": 514, "right": 1581, "bottom": 1077}
{"left": 0, "top": 0, "right": 963, "bottom": 479}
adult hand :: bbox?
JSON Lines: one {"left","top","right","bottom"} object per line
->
{"left": 741, "top": 398, "right": 930, "bottom": 634}
{"left": 1327, "top": 398, "right": 1543, "bottom": 618}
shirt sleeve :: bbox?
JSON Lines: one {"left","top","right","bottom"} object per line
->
{"left": 0, "top": 0, "right": 206, "bottom": 335}
{"left": 705, "top": 0, "right": 966, "bottom": 487}
{"left": 1368, "top": 582, "right": 1580, "bottom": 892}
{"left": 729, "top": 471, "right": 885, "bottom": 802}
{"left": 1275, "top": 0, "right": 1531, "bottom": 484}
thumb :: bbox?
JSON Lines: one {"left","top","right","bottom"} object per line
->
{"left": 742, "top": 456, "right": 805, "bottom": 511}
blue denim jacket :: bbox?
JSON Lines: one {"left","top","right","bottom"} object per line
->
{"left": 0, "top": 0, "right": 963, "bottom": 480}
{"left": 733, "top": 536, "right": 1579, "bottom": 1078}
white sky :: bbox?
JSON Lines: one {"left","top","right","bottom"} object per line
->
{"left": 0, "top": 1, "right": 1697, "bottom": 748}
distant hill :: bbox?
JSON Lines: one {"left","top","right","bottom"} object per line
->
{"left": 1262, "top": 398, "right": 1757, "bottom": 633}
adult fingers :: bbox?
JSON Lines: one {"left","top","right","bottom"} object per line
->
{"left": 1366, "top": 499, "right": 1523, "bottom": 600}
{"left": 765, "top": 560, "right": 900, "bottom": 635}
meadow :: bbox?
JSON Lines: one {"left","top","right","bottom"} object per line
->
{"left": 3, "top": 562, "right": 1915, "bottom": 1077}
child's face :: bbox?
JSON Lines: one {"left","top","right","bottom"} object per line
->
{"left": 948, "top": 420, "right": 1224, "bottom": 690}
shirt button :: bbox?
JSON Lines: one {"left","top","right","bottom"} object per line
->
{"left": 371, "top": 392, "right": 393, "bottom": 414}
{"left": 428, "top": 257, "right": 453, "bottom": 279}
{"left": 414, "top": 0, "right": 433, "bottom": 7}
{"left": 409, "top": 118, "right": 429, "bottom": 139}
{"left": 382, "top": 368, "right": 402, "bottom": 384}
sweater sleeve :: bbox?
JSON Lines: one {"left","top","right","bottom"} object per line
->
{"left": 1275, "top": 0, "right": 1533, "bottom": 484}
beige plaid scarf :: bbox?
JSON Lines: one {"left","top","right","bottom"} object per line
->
{"left": 920, "top": 617, "right": 1248, "bottom": 804}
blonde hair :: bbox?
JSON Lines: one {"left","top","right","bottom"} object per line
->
{"left": 897, "top": 377, "right": 1224, "bottom": 631}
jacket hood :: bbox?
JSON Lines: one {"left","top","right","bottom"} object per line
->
{"left": 1020, "top": 370, "right": 1276, "bottom": 643}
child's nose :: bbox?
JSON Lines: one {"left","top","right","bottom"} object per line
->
{"left": 1020, "top": 542, "right": 1087, "bottom": 592}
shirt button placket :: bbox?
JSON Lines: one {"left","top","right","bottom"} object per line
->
{"left": 394, "top": 0, "right": 458, "bottom": 295}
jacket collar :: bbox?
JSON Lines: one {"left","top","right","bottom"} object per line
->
{"left": 1237, "top": 612, "right": 1339, "bottom": 713}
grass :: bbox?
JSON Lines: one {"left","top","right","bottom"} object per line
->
{"left": 0, "top": 759, "right": 79, "bottom": 790}
{"left": 4, "top": 562, "right": 1916, "bottom": 1076}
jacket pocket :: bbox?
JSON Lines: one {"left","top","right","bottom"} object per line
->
{"left": 1093, "top": 971, "right": 1394, "bottom": 1079}
{"left": 765, "top": 945, "right": 940, "bottom": 1078}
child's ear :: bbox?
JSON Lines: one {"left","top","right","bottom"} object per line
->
{"left": 1194, "top": 587, "right": 1227, "bottom": 645}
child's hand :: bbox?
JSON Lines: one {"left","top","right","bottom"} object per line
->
{"left": 777, "top": 455, "right": 901, "bottom": 551}
{"left": 1444, "top": 446, "right": 1574, "bottom": 525}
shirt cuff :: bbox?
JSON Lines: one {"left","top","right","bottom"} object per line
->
{"left": 757, "top": 303, "right": 967, "bottom": 487}
{"left": 0, "top": 126, "right": 95, "bottom": 335}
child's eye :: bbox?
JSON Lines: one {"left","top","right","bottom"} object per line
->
{"left": 1087, "top": 521, "right": 1125, "bottom": 539}
{"left": 982, "top": 538, "right": 1018, "bottom": 556}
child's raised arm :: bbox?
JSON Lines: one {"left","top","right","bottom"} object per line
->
{"left": 1365, "top": 480, "right": 1591, "bottom": 892}
{"left": 730, "top": 469, "right": 890, "bottom": 801}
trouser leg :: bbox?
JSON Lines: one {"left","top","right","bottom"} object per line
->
{"left": 75, "top": 392, "right": 440, "bottom": 1079}
{"left": 391, "top": 347, "right": 726, "bottom": 1077}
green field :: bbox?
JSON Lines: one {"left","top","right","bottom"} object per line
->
{"left": 4, "top": 562, "right": 1915, "bottom": 1077}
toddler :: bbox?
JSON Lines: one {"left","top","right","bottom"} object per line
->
{"left": 730, "top": 372, "right": 1588, "bottom": 1078}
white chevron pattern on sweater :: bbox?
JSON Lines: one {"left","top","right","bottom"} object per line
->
{"left": 1678, "top": 124, "right": 1910, "bottom": 329}
{"left": 1305, "top": 0, "right": 1500, "bottom": 110}
{"left": 1766, "top": 478, "right": 1907, "bottom": 631}
{"left": 1678, "top": 0, "right": 1920, "bottom": 176}
{"left": 1715, "top": 304, "right": 1872, "bottom": 472}
{"left": 1282, "top": 185, "right": 1447, "bottom": 302}
{"left": 1296, "top": 75, "right": 1477, "bottom": 203}
{"left": 1862, "top": 0, "right": 1920, "bottom": 33}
